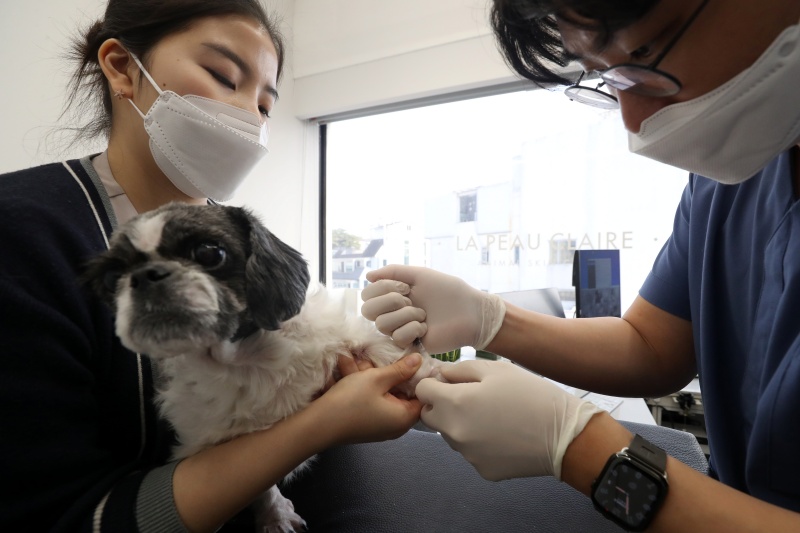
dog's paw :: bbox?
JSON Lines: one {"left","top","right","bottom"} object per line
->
{"left": 256, "top": 487, "right": 307, "bottom": 533}
{"left": 260, "top": 513, "right": 307, "bottom": 533}
{"left": 261, "top": 516, "right": 307, "bottom": 533}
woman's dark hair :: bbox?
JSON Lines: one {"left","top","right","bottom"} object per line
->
{"left": 490, "top": 0, "right": 658, "bottom": 87}
{"left": 64, "top": 0, "right": 285, "bottom": 142}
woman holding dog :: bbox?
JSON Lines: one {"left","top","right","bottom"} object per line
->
{"left": 0, "top": 1, "right": 424, "bottom": 531}
{"left": 363, "top": 0, "right": 800, "bottom": 531}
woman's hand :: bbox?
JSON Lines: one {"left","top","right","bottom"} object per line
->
{"left": 337, "top": 353, "right": 380, "bottom": 376}
{"left": 314, "top": 354, "right": 372, "bottom": 397}
{"left": 312, "top": 353, "right": 424, "bottom": 446}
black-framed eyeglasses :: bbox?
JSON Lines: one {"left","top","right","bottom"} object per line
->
{"left": 565, "top": 0, "right": 710, "bottom": 109}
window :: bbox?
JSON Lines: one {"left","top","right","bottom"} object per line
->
{"left": 325, "top": 90, "right": 687, "bottom": 314}
{"left": 459, "top": 193, "right": 477, "bottom": 222}
{"left": 550, "top": 238, "right": 576, "bottom": 265}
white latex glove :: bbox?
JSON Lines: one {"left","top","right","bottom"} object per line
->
{"left": 415, "top": 360, "right": 603, "bottom": 481}
{"left": 361, "top": 265, "right": 506, "bottom": 354}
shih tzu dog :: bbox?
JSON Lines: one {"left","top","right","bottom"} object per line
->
{"left": 83, "top": 202, "right": 444, "bottom": 533}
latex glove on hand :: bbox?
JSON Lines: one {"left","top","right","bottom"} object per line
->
{"left": 361, "top": 265, "right": 506, "bottom": 354}
{"left": 416, "top": 360, "right": 603, "bottom": 481}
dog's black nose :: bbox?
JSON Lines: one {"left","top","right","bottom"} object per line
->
{"left": 130, "top": 265, "right": 171, "bottom": 290}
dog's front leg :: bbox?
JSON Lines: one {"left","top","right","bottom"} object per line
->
{"left": 253, "top": 485, "right": 306, "bottom": 533}
{"left": 390, "top": 341, "right": 450, "bottom": 397}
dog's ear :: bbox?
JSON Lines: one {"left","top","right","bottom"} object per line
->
{"left": 78, "top": 255, "right": 114, "bottom": 307}
{"left": 80, "top": 248, "right": 126, "bottom": 309}
{"left": 231, "top": 207, "right": 310, "bottom": 330}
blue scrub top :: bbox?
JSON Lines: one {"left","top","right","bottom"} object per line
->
{"left": 640, "top": 149, "right": 800, "bottom": 512}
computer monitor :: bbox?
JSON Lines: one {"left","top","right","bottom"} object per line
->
{"left": 572, "top": 249, "right": 621, "bottom": 318}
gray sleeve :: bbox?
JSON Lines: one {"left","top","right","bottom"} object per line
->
{"left": 135, "top": 461, "right": 189, "bottom": 533}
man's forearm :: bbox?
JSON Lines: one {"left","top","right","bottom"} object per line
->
{"left": 485, "top": 300, "right": 695, "bottom": 397}
{"left": 562, "top": 412, "right": 800, "bottom": 533}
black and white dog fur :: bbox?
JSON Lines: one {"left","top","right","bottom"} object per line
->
{"left": 83, "top": 202, "right": 444, "bottom": 533}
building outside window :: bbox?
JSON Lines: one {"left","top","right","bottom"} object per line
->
{"left": 550, "top": 238, "right": 577, "bottom": 266}
{"left": 481, "top": 247, "right": 490, "bottom": 265}
{"left": 459, "top": 192, "right": 477, "bottom": 222}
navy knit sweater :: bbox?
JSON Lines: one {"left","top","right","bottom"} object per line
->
{"left": 0, "top": 158, "right": 184, "bottom": 532}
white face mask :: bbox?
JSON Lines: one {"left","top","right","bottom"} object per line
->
{"left": 128, "top": 55, "right": 269, "bottom": 201}
{"left": 628, "top": 21, "right": 800, "bottom": 184}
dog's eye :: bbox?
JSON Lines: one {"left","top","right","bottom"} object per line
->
{"left": 192, "top": 242, "right": 227, "bottom": 268}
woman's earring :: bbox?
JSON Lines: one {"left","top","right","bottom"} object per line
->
{"left": 113, "top": 89, "right": 125, "bottom": 100}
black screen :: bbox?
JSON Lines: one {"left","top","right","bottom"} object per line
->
{"left": 594, "top": 460, "right": 661, "bottom": 528}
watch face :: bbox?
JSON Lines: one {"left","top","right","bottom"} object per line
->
{"left": 593, "top": 457, "right": 664, "bottom": 530}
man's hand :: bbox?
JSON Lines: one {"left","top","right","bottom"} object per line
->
{"left": 361, "top": 265, "right": 506, "bottom": 353}
{"left": 416, "top": 360, "right": 602, "bottom": 480}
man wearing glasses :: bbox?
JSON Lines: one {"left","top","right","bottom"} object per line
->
{"left": 361, "top": 0, "right": 800, "bottom": 530}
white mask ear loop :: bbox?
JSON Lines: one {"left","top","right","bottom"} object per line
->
{"left": 127, "top": 54, "right": 163, "bottom": 120}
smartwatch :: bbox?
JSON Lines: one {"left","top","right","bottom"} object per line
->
{"left": 591, "top": 434, "right": 669, "bottom": 531}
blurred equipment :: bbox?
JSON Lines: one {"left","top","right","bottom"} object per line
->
{"left": 645, "top": 377, "right": 707, "bottom": 456}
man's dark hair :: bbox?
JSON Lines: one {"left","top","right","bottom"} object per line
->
{"left": 490, "top": 0, "right": 659, "bottom": 86}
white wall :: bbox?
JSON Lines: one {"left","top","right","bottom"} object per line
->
{"left": 292, "top": 0, "right": 517, "bottom": 120}
{"left": 0, "top": 0, "right": 109, "bottom": 169}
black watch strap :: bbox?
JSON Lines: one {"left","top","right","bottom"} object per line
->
{"left": 627, "top": 433, "right": 667, "bottom": 473}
